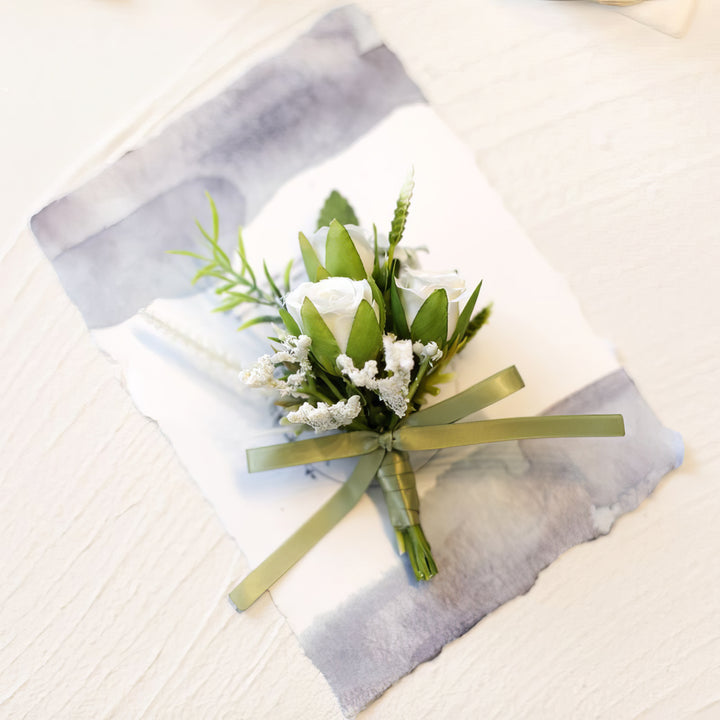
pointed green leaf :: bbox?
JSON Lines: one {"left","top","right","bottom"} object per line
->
{"left": 450, "top": 281, "right": 482, "bottom": 345}
{"left": 459, "top": 303, "right": 492, "bottom": 349}
{"left": 367, "top": 275, "right": 386, "bottom": 331}
{"left": 389, "top": 272, "right": 411, "bottom": 339}
{"left": 167, "top": 249, "right": 208, "bottom": 260}
{"left": 299, "top": 231, "right": 327, "bottom": 281}
{"left": 263, "top": 260, "right": 282, "bottom": 299}
{"left": 316, "top": 190, "right": 359, "bottom": 230}
{"left": 283, "top": 259, "right": 294, "bottom": 293}
{"left": 300, "top": 297, "right": 342, "bottom": 374}
{"left": 206, "top": 191, "right": 219, "bottom": 241}
{"left": 325, "top": 220, "right": 367, "bottom": 280}
{"left": 213, "top": 297, "right": 244, "bottom": 312}
{"left": 388, "top": 170, "right": 414, "bottom": 249}
{"left": 236, "top": 315, "right": 280, "bottom": 331}
{"left": 278, "top": 307, "right": 301, "bottom": 336}
{"left": 372, "top": 224, "right": 381, "bottom": 274}
{"left": 192, "top": 266, "right": 226, "bottom": 284}
{"left": 236, "top": 228, "right": 257, "bottom": 284}
{"left": 410, "top": 289, "right": 448, "bottom": 346}
{"left": 345, "top": 300, "right": 383, "bottom": 367}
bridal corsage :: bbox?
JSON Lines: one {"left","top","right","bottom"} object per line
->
{"left": 176, "top": 175, "right": 625, "bottom": 611}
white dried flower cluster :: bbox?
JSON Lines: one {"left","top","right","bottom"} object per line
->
{"left": 412, "top": 341, "right": 443, "bottom": 363}
{"left": 239, "top": 335, "right": 313, "bottom": 398}
{"left": 337, "top": 334, "right": 415, "bottom": 418}
{"left": 286, "top": 395, "right": 363, "bottom": 433}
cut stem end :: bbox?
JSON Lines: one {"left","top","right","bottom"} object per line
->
{"left": 401, "top": 524, "right": 438, "bottom": 581}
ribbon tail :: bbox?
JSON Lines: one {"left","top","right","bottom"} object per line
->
{"left": 229, "top": 448, "right": 386, "bottom": 612}
{"left": 396, "top": 414, "right": 625, "bottom": 452}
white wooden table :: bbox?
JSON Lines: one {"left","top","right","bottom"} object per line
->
{"left": 1, "top": 2, "right": 718, "bottom": 717}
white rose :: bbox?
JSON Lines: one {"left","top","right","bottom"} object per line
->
{"left": 284, "top": 277, "right": 377, "bottom": 352}
{"left": 395, "top": 266, "right": 468, "bottom": 340}
{"left": 309, "top": 224, "right": 381, "bottom": 277}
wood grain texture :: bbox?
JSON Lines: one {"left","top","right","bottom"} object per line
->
{"left": 1, "top": 1, "right": 718, "bottom": 718}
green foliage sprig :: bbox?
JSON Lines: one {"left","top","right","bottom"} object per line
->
{"left": 169, "top": 193, "right": 290, "bottom": 331}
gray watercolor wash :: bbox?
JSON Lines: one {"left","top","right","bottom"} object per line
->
{"left": 31, "top": 6, "right": 423, "bottom": 328}
{"left": 301, "top": 369, "right": 683, "bottom": 717}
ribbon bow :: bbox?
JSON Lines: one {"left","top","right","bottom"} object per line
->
{"left": 230, "top": 366, "right": 624, "bottom": 610}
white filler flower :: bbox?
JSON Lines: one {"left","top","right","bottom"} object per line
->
{"left": 284, "top": 277, "right": 378, "bottom": 352}
{"left": 287, "top": 395, "right": 363, "bottom": 432}
{"left": 337, "top": 335, "right": 415, "bottom": 418}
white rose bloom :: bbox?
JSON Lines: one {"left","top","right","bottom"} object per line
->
{"left": 309, "top": 224, "right": 381, "bottom": 277}
{"left": 396, "top": 266, "right": 468, "bottom": 340}
{"left": 284, "top": 277, "right": 377, "bottom": 352}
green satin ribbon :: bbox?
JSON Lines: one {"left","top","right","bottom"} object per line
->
{"left": 229, "top": 366, "right": 624, "bottom": 611}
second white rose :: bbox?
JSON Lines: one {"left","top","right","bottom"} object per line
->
{"left": 395, "top": 266, "right": 468, "bottom": 340}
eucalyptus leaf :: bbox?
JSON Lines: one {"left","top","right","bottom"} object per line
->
{"left": 345, "top": 300, "right": 383, "bottom": 367}
{"left": 325, "top": 220, "right": 367, "bottom": 280}
{"left": 317, "top": 190, "right": 359, "bottom": 229}
{"left": 410, "top": 288, "right": 448, "bottom": 346}
{"left": 300, "top": 297, "right": 342, "bottom": 374}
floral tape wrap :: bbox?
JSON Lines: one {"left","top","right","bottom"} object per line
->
{"left": 229, "top": 366, "right": 625, "bottom": 611}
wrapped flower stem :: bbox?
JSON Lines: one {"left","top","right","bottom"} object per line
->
{"left": 376, "top": 449, "right": 437, "bottom": 580}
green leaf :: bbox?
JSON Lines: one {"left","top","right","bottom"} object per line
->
{"left": 388, "top": 170, "right": 414, "bottom": 249}
{"left": 236, "top": 228, "right": 256, "bottom": 284}
{"left": 345, "top": 300, "right": 382, "bottom": 367}
{"left": 367, "top": 275, "right": 386, "bottom": 331}
{"left": 372, "top": 224, "right": 381, "bottom": 274}
{"left": 283, "top": 259, "right": 294, "bottom": 293}
{"left": 207, "top": 191, "right": 219, "bottom": 241}
{"left": 263, "top": 261, "right": 282, "bottom": 299}
{"left": 410, "top": 289, "right": 448, "bottom": 346}
{"left": 299, "top": 231, "right": 328, "bottom": 281}
{"left": 278, "top": 307, "right": 301, "bottom": 336}
{"left": 325, "top": 220, "right": 367, "bottom": 280}
{"left": 450, "top": 281, "right": 482, "bottom": 345}
{"left": 236, "top": 315, "right": 280, "bottom": 331}
{"left": 300, "top": 297, "right": 342, "bottom": 374}
{"left": 316, "top": 190, "right": 359, "bottom": 230}
{"left": 213, "top": 297, "right": 245, "bottom": 312}
{"left": 192, "top": 266, "right": 226, "bottom": 284}
{"left": 460, "top": 303, "right": 492, "bottom": 348}
{"left": 167, "top": 249, "right": 208, "bottom": 260}
{"left": 388, "top": 272, "right": 411, "bottom": 339}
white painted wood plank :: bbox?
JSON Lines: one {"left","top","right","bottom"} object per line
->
{"left": 1, "top": 1, "right": 718, "bottom": 718}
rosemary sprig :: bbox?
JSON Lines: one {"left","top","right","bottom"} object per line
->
{"left": 169, "top": 193, "right": 283, "bottom": 321}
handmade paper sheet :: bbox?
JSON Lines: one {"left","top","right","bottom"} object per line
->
{"left": 31, "top": 8, "right": 682, "bottom": 716}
